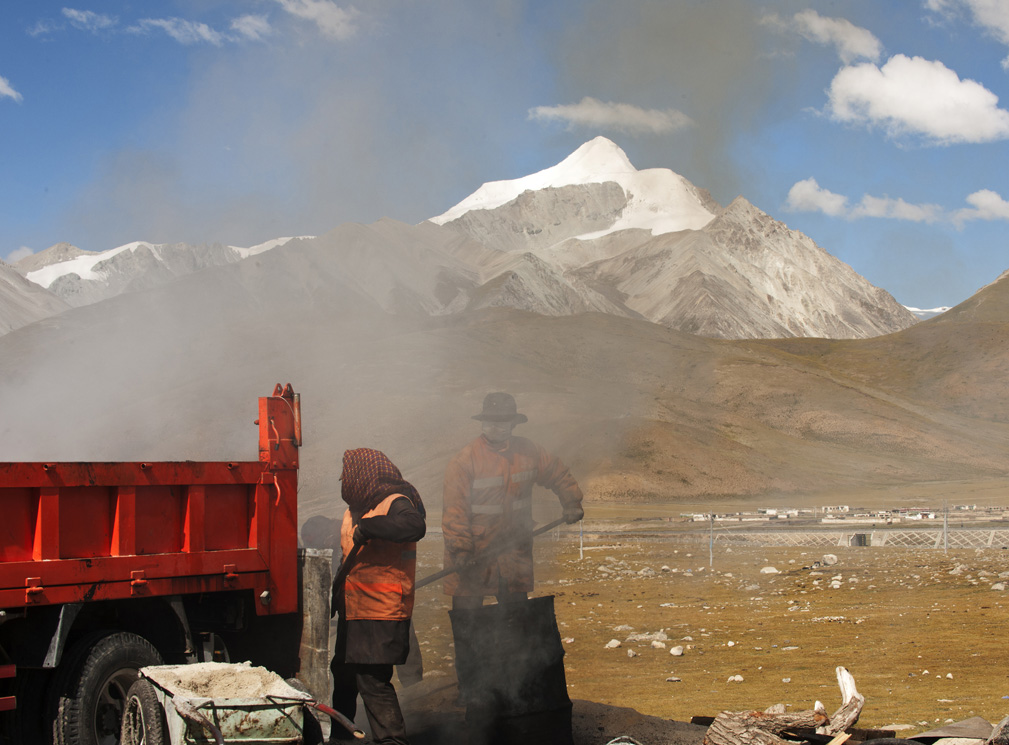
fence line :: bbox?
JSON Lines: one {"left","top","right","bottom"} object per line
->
{"left": 707, "top": 529, "right": 1009, "bottom": 549}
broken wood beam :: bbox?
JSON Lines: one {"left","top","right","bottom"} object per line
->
{"left": 702, "top": 667, "right": 864, "bottom": 745}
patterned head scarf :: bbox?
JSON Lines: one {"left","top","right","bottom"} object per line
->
{"left": 341, "top": 447, "right": 426, "bottom": 518}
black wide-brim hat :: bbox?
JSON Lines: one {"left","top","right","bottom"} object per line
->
{"left": 472, "top": 392, "right": 528, "bottom": 424}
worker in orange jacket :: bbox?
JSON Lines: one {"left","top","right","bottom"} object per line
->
{"left": 332, "top": 448, "right": 426, "bottom": 745}
{"left": 442, "top": 392, "right": 584, "bottom": 610}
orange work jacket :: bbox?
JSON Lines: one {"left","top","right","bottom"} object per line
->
{"left": 340, "top": 494, "right": 418, "bottom": 621}
{"left": 442, "top": 434, "right": 583, "bottom": 596}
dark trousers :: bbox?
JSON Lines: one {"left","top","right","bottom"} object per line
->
{"left": 332, "top": 662, "right": 408, "bottom": 745}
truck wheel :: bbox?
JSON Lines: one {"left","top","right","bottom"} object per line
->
{"left": 119, "top": 679, "right": 167, "bottom": 745}
{"left": 50, "top": 631, "right": 163, "bottom": 745}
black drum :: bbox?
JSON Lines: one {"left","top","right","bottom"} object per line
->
{"left": 450, "top": 596, "right": 573, "bottom": 745}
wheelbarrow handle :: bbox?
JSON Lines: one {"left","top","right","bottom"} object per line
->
{"left": 415, "top": 516, "right": 568, "bottom": 590}
{"left": 307, "top": 700, "right": 367, "bottom": 739}
{"left": 173, "top": 696, "right": 224, "bottom": 745}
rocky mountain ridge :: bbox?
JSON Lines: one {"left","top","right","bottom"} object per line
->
{"left": 3, "top": 138, "right": 920, "bottom": 341}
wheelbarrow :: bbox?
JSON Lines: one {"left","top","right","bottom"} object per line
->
{"left": 119, "top": 662, "right": 365, "bottom": 744}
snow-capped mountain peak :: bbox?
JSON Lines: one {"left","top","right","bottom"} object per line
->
{"left": 430, "top": 136, "right": 716, "bottom": 238}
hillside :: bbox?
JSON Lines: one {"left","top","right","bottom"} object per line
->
{"left": 0, "top": 259, "right": 70, "bottom": 335}
{"left": 0, "top": 226, "right": 1005, "bottom": 521}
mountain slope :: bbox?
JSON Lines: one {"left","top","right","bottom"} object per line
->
{"left": 0, "top": 260, "right": 71, "bottom": 335}
{"left": 1, "top": 223, "right": 1006, "bottom": 519}
{"left": 433, "top": 140, "right": 916, "bottom": 340}
{"left": 9, "top": 138, "right": 917, "bottom": 343}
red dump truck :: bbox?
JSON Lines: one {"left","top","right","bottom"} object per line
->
{"left": 0, "top": 384, "right": 325, "bottom": 745}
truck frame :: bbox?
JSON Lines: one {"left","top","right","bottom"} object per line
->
{"left": 0, "top": 384, "right": 310, "bottom": 745}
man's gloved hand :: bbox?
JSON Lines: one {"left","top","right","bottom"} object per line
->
{"left": 563, "top": 504, "right": 584, "bottom": 524}
{"left": 451, "top": 549, "right": 474, "bottom": 570}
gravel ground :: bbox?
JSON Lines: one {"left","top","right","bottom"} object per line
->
{"left": 408, "top": 533, "right": 1009, "bottom": 740}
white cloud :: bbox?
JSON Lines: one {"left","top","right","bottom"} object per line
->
{"left": 791, "top": 9, "right": 883, "bottom": 63}
{"left": 925, "top": 0, "right": 1009, "bottom": 67}
{"left": 952, "top": 189, "right": 1009, "bottom": 224}
{"left": 275, "top": 0, "right": 359, "bottom": 41}
{"left": 0, "top": 75, "right": 22, "bottom": 103}
{"left": 827, "top": 54, "right": 1009, "bottom": 144}
{"left": 6, "top": 247, "right": 34, "bottom": 263}
{"left": 784, "top": 178, "right": 848, "bottom": 217}
{"left": 130, "top": 18, "right": 226, "bottom": 46}
{"left": 231, "top": 15, "right": 272, "bottom": 41}
{"left": 528, "top": 97, "right": 693, "bottom": 135}
{"left": 27, "top": 19, "right": 59, "bottom": 37}
{"left": 62, "top": 8, "right": 118, "bottom": 33}
{"left": 850, "top": 194, "right": 943, "bottom": 222}
{"left": 786, "top": 179, "right": 1008, "bottom": 225}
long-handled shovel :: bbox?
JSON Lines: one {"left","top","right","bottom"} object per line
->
{"left": 415, "top": 516, "right": 567, "bottom": 590}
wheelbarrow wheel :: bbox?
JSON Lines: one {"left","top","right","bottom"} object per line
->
{"left": 120, "top": 679, "right": 167, "bottom": 745}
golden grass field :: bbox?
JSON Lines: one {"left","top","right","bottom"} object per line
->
{"left": 411, "top": 520, "right": 1009, "bottom": 734}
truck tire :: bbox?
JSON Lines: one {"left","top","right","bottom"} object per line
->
{"left": 119, "top": 679, "right": 167, "bottom": 745}
{"left": 50, "top": 631, "right": 163, "bottom": 745}
{"left": 3, "top": 667, "right": 53, "bottom": 745}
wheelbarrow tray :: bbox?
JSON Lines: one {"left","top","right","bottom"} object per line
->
{"left": 140, "top": 663, "right": 313, "bottom": 744}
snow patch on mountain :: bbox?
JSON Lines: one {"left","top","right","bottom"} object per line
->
{"left": 26, "top": 242, "right": 154, "bottom": 288}
{"left": 430, "top": 136, "right": 715, "bottom": 240}
{"left": 232, "top": 236, "right": 308, "bottom": 259}
{"left": 905, "top": 305, "right": 950, "bottom": 320}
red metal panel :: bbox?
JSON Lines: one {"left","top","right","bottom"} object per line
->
{"left": 33, "top": 487, "right": 59, "bottom": 560}
{"left": 183, "top": 485, "right": 206, "bottom": 553}
{"left": 0, "top": 568, "right": 273, "bottom": 610}
{"left": 58, "top": 487, "right": 113, "bottom": 559}
{"left": 111, "top": 486, "right": 136, "bottom": 557}
{"left": 270, "top": 468, "right": 300, "bottom": 613}
{"left": 203, "top": 484, "right": 251, "bottom": 551}
{"left": 0, "top": 488, "right": 34, "bottom": 562}
{"left": 0, "top": 461, "right": 265, "bottom": 488}
{"left": 134, "top": 486, "right": 183, "bottom": 555}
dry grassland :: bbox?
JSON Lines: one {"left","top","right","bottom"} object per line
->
{"left": 412, "top": 530, "right": 1009, "bottom": 734}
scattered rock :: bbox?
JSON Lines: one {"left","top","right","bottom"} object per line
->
{"left": 651, "top": 641, "right": 667, "bottom": 649}
{"left": 670, "top": 646, "right": 684, "bottom": 656}
{"left": 760, "top": 567, "right": 779, "bottom": 575}
{"left": 822, "top": 554, "right": 838, "bottom": 566}
{"left": 605, "top": 639, "right": 622, "bottom": 649}
{"left": 666, "top": 676, "right": 682, "bottom": 683}
{"left": 782, "top": 678, "right": 791, "bottom": 683}
{"left": 627, "top": 649, "right": 638, "bottom": 658}
{"left": 993, "top": 583, "right": 1006, "bottom": 591}
{"left": 626, "top": 630, "right": 668, "bottom": 643}
{"left": 727, "top": 675, "right": 744, "bottom": 683}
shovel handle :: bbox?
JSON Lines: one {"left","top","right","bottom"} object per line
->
{"left": 307, "top": 701, "right": 367, "bottom": 739}
{"left": 415, "top": 516, "right": 568, "bottom": 590}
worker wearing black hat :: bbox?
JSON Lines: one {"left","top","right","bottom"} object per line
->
{"left": 442, "top": 392, "right": 584, "bottom": 610}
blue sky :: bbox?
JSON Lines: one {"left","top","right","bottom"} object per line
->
{"left": 3, "top": 1, "right": 1009, "bottom": 310}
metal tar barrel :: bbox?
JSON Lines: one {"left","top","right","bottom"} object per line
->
{"left": 450, "top": 595, "right": 573, "bottom": 745}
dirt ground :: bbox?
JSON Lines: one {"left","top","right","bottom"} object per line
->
{"left": 405, "top": 526, "right": 1009, "bottom": 743}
